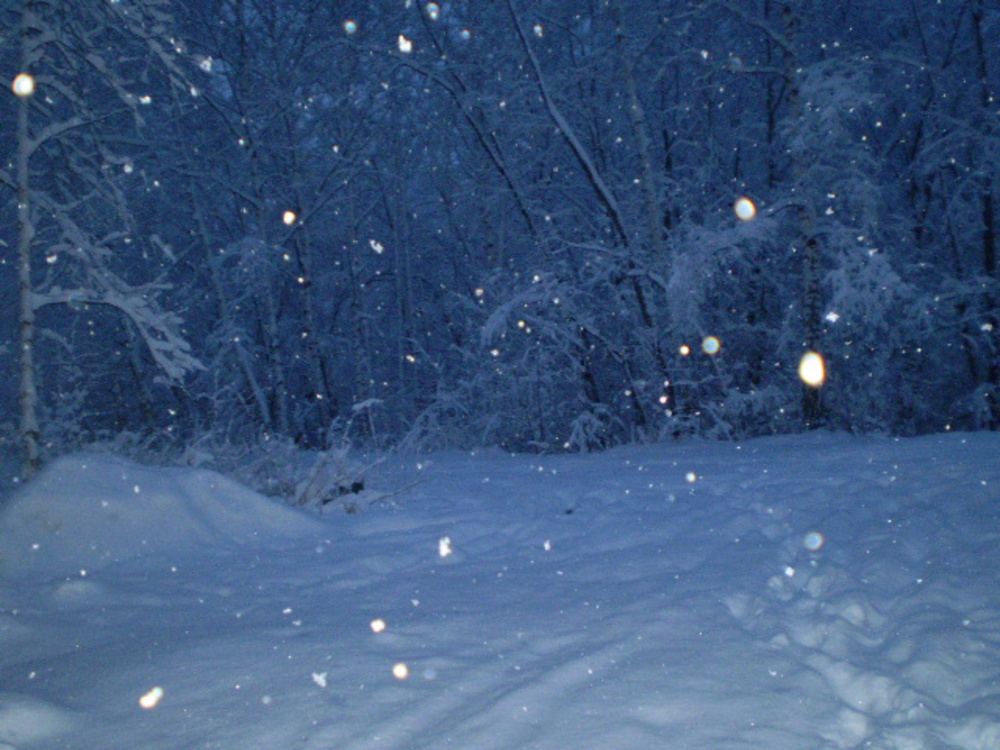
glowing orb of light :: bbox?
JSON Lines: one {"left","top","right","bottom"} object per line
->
{"left": 12, "top": 73, "right": 35, "bottom": 98}
{"left": 803, "top": 531, "right": 825, "bottom": 551}
{"left": 734, "top": 197, "right": 757, "bottom": 221}
{"left": 798, "top": 351, "right": 826, "bottom": 387}
{"left": 702, "top": 336, "right": 721, "bottom": 355}
{"left": 139, "top": 686, "right": 164, "bottom": 709}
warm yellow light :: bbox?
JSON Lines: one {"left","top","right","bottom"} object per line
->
{"left": 12, "top": 73, "right": 35, "bottom": 98}
{"left": 798, "top": 351, "right": 826, "bottom": 387}
{"left": 139, "top": 686, "right": 164, "bottom": 709}
{"left": 734, "top": 197, "right": 756, "bottom": 221}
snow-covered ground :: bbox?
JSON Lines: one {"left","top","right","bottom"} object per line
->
{"left": 0, "top": 431, "right": 998, "bottom": 750}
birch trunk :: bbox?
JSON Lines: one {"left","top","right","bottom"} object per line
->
{"left": 16, "top": 5, "right": 40, "bottom": 478}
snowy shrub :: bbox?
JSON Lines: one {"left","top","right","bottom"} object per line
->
{"left": 951, "top": 383, "right": 1000, "bottom": 431}
{"left": 707, "top": 386, "right": 800, "bottom": 440}
{"left": 289, "top": 447, "right": 378, "bottom": 512}
{"left": 399, "top": 389, "right": 474, "bottom": 453}
{"left": 819, "top": 246, "right": 928, "bottom": 431}
{"left": 567, "top": 405, "right": 622, "bottom": 452}
{"left": 186, "top": 434, "right": 382, "bottom": 513}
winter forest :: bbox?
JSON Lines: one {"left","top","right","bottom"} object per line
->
{"left": 1, "top": 0, "right": 998, "bottom": 474}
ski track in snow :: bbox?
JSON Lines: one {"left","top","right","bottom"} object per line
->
{"left": 0, "top": 432, "right": 998, "bottom": 749}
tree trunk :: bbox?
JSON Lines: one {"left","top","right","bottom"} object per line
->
{"left": 780, "top": 2, "right": 825, "bottom": 427}
{"left": 16, "top": 7, "right": 40, "bottom": 478}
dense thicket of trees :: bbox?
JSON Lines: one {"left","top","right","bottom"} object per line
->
{"left": 2, "top": 0, "right": 997, "bottom": 469}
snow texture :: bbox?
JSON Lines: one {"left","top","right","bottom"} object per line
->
{"left": 0, "top": 432, "right": 998, "bottom": 749}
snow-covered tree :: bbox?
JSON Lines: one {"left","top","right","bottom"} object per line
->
{"left": 1, "top": 0, "right": 201, "bottom": 475}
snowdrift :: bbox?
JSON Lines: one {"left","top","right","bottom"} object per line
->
{"left": 0, "top": 453, "right": 323, "bottom": 581}
{"left": 0, "top": 433, "right": 998, "bottom": 750}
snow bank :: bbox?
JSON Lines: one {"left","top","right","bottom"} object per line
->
{"left": 0, "top": 693, "right": 74, "bottom": 748}
{"left": 0, "top": 433, "right": 998, "bottom": 750}
{"left": 0, "top": 453, "right": 323, "bottom": 580}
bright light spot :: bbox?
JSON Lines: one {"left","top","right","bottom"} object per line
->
{"left": 139, "top": 686, "right": 164, "bottom": 709}
{"left": 784, "top": 566, "right": 796, "bottom": 577}
{"left": 474, "top": 287, "right": 485, "bottom": 297}
{"left": 460, "top": 29, "right": 471, "bottom": 40}
{"left": 282, "top": 210, "right": 297, "bottom": 226}
{"left": 543, "top": 540, "right": 552, "bottom": 551}
{"left": 312, "top": 672, "right": 327, "bottom": 688}
{"left": 734, "top": 197, "right": 756, "bottom": 221}
{"left": 490, "top": 349, "right": 500, "bottom": 357}
{"left": 685, "top": 471, "right": 698, "bottom": 483}
{"left": 533, "top": 24, "right": 544, "bottom": 37}
{"left": 426, "top": 3, "right": 440, "bottom": 20}
{"left": 701, "top": 336, "right": 721, "bottom": 355}
{"left": 824, "top": 311, "right": 840, "bottom": 323}
{"left": 370, "top": 239, "right": 384, "bottom": 254}
{"left": 12, "top": 73, "right": 35, "bottom": 98}
{"left": 344, "top": 20, "right": 358, "bottom": 34}
{"left": 798, "top": 351, "right": 826, "bottom": 387}
{"left": 139, "top": 95, "right": 152, "bottom": 105}
{"left": 439, "top": 536, "right": 453, "bottom": 558}
{"left": 123, "top": 162, "right": 134, "bottom": 174}
{"left": 198, "top": 56, "right": 213, "bottom": 73}
{"left": 398, "top": 35, "right": 413, "bottom": 53}
{"left": 371, "top": 618, "right": 387, "bottom": 633}
{"left": 405, "top": 353, "right": 417, "bottom": 363}
{"left": 393, "top": 663, "right": 410, "bottom": 680}
{"left": 679, "top": 344, "right": 691, "bottom": 356}
{"left": 803, "top": 531, "right": 825, "bottom": 551}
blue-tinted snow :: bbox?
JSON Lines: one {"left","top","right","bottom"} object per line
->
{"left": 0, "top": 432, "right": 998, "bottom": 749}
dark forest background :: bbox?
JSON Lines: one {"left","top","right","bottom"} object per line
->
{"left": 1, "top": 0, "right": 998, "bottom": 467}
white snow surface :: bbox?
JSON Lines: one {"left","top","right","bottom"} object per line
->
{"left": 0, "top": 432, "right": 998, "bottom": 749}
